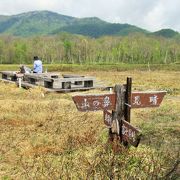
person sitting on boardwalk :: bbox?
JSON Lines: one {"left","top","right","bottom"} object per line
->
{"left": 19, "top": 64, "right": 31, "bottom": 73}
{"left": 33, "top": 56, "right": 43, "bottom": 73}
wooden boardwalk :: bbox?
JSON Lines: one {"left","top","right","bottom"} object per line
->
{"left": 0, "top": 71, "right": 110, "bottom": 93}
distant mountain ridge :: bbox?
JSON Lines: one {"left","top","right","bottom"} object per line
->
{"left": 0, "top": 10, "right": 179, "bottom": 38}
{"left": 153, "top": 29, "right": 179, "bottom": 38}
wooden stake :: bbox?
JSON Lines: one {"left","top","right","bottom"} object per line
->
{"left": 125, "top": 77, "right": 132, "bottom": 123}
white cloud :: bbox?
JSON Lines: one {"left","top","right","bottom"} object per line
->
{"left": 144, "top": 0, "right": 180, "bottom": 31}
{"left": 0, "top": 0, "right": 179, "bottom": 32}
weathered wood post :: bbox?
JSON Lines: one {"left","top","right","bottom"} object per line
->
{"left": 110, "top": 84, "right": 126, "bottom": 151}
{"left": 125, "top": 77, "right": 132, "bottom": 123}
{"left": 123, "top": 77, "right": 132, "bottom": 146}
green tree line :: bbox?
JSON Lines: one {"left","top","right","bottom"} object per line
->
{"left": 0, "top": 33, "right": 179, "bottom": 64}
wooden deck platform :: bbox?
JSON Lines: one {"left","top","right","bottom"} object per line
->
{"left": 0, "top": 71, "right": 110, "bottom": 92}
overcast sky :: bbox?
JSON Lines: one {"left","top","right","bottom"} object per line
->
{"left": 0, "top": 0, "right": 179, "bottom": 32}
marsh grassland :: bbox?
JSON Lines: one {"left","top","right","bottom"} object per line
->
{"left": 0, "top": 70, "right": 179, "bottom": 179}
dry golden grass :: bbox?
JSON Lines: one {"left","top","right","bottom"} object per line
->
{"left": 0, "top": 70, "right": 179, "bottom": 179}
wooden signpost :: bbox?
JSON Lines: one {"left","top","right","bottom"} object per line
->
{"left": 73, "top": 92, "right": 166, "bottom": 111}
{"left": 72, "top": 94, "right": 116, "bottom": 111}
{"left": 72, "top": 77, "right": 166, "bottom": 148}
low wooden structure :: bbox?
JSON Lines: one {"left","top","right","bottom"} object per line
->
{"left": 0, "top": 71, "right": 18, "bottom": 81}
{"left": 0, "top": 71, "right": 108, "bottom": 92}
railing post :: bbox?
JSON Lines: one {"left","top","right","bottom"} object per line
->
{"left": 18, "top": 78, "right": 22, "bottom": 88}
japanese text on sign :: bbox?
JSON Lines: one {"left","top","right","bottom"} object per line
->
{"left": 131, "top": 91, "right": 166, "bottom": 108}
{"left": 103, "top": 110, "right": 112, "bottom": 127}
{"left": 72, "top": 94, "right": 116, "bottom": 111}
{"left": 121, "top": 120, "right": 141, "bottom": 147}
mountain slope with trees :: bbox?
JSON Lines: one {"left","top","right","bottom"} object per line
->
{"left": 153, "top": 29, "right": 179, "bottom": 38}
{"left": 0, "top": 11, "right": 179, "bottom": 65}
{"left": 0, "top": 10, "right": 179, "bottom": 38}
{"left": 0, "top": 11, "right": 76, "bottom": 36}
{"left": 54, "top": 23, "right": 147, "bottom": 38}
